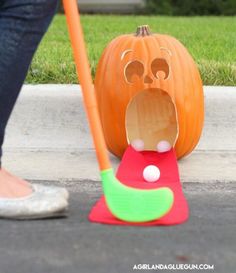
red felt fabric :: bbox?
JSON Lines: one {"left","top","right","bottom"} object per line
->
{"left": 89, "top": 146, "right": 189, "bottom": 226}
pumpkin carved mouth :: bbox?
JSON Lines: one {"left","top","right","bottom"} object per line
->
{"left": 125, "top": 88, "right": 178, "bottom": 151}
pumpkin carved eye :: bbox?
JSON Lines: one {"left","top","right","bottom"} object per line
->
{"left": 151, "top": 58, "right": 170, "bottom": 80}
{"left": 124, "top": 60, "right": 144, "bottom": 83}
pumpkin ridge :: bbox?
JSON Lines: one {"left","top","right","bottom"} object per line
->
{"left": 110, "top": 37, "right": 134, "bottom": 155}
{"left": 126, "top": 37, "right": 138, "bottom": 111}
{"left": 182, "top": 47, "right": 195, "bottom": 156}
{"left": 150, "top": 35, "right": 163, "bottom": 90}
{"left": 182, "top": 46, "right": 201, "bottom": 155}
{"left": 153, "top": 35, "right": 178, "bottom": 138}
{"left": 142, "top": 35, "right": 153, "bottom": 89}
{"left": 162, "top": 36, "right": 186, "bottom": 157}
{"left": 173, "top": 37, "right": 194, "bottom": 158}
{"left": 172, "top": 37, "right": 192, "bottom": 156}
{"left": 115, "top": 37, "right": 136, "bottom": 152}
{"left": 96, "top": 37, "right": 128, "bottom": 155}
{"left": 176, "top": 38, "right": 204, "bottom": 156}
{"left": 187, "top": 55, "right": 204, "bottom": 155}
{"left": 154, "top": 35, "right": 175, "bottom": 100}
{"left": 123, "top": 37, "right": 143, "bottom": 148}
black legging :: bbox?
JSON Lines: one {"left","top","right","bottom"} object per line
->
{"left": 0, "top": 0, "right": 58, "bottom": 167}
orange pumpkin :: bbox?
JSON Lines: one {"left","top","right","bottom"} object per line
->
{"left": 95, "top": 25, "right": 204, "bottom": 159}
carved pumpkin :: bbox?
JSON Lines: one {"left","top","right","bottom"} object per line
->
{"left": 95, "top": 25, "right": 204, "bottom": 159}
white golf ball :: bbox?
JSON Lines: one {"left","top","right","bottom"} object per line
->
{"left": 157, "top": 140, "right": 171, "bottom": 153}
{"left": 143, "top": 165, "right": 160, "bottom": 183}
{"left": 131, "top": 139, "right": 144, "bottom": 152}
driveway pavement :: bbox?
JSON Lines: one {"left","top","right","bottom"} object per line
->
{"left": 0, "top": 181, "right": 235, "bottom": 273}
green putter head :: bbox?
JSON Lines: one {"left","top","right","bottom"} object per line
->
{"left": 101, "top": 169, "right": 174, "bottom": 223}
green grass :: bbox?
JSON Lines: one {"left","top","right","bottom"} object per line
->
{"left": 26, "top": 15, "right": 236, "bottom": 86}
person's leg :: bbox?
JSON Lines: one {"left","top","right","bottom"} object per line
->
{"left": 0, "top": 0, "right": 58, "bottom": 198}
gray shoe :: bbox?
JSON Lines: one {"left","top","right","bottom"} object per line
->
{"left": 34, "top": 184, "right": 69, "bottom": 200}
{"left": 0, "top": 184, "right": 69, "bottom": 220}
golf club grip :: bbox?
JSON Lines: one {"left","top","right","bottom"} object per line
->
{"left": 63, "top": 0, "right": 111, "bottom": 171}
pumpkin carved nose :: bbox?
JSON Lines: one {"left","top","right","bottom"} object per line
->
{"left": 144, "top": 75, "right": 153, "bottom": 84}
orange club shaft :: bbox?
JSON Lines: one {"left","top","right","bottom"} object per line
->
{"left": 63, "top": 0, "right": 111, "bottom": 171}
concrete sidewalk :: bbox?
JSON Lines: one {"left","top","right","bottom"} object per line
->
{"left": 3, "top": 85, "right": 236, "bottom": 184}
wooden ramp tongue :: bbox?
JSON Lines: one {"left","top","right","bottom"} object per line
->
{"left": 89, "top": 146, "right": 189, "bottom": 226}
